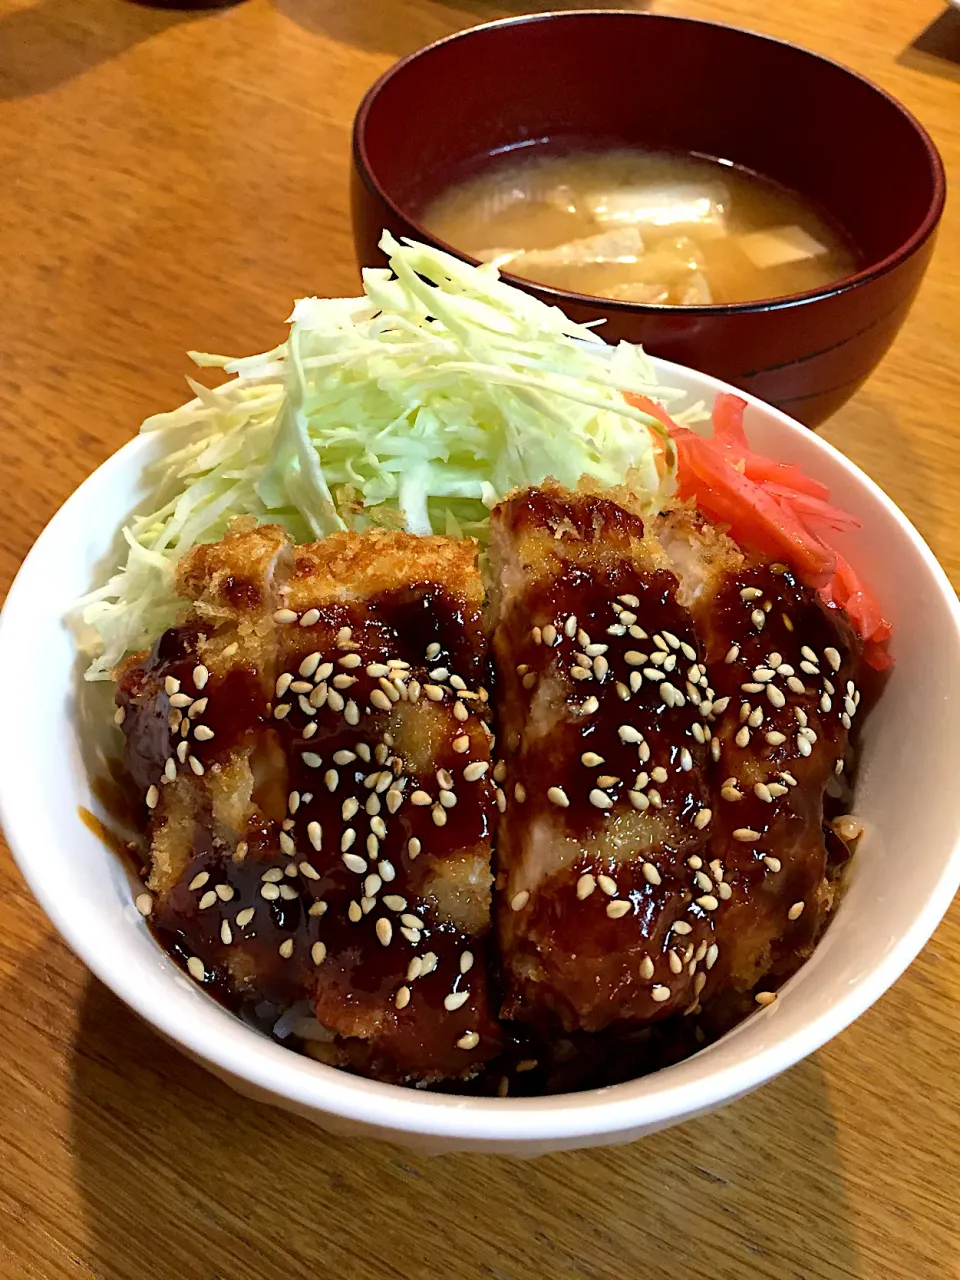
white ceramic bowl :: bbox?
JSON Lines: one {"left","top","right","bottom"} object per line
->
{"left": 1, "top": 359, "right": 958, "bottom": 1156}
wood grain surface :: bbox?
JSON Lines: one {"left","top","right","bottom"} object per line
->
{"left": 0, "top": 1, "right": 958, "bottom": 1276}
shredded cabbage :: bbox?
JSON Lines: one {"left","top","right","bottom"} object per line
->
{"left": 79, "top": 232, "right": 698, "bottom": 679}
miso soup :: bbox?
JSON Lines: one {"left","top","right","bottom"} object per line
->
{"left": 420, "top": 148, "right": 859, "bottom": 306}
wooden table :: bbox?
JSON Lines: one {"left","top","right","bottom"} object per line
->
{"left": 0, "top": 0, "right": 958, "bottom": 1275}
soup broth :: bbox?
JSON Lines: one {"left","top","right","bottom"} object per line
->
{"left": 420, "top": 147, "right": 859, "bottom": 306}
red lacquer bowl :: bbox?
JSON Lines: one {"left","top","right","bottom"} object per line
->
{"left": 352, "top": 12, "right": 945, "bottom": 426}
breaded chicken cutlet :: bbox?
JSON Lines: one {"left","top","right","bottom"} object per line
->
{"left": 116, "top": 486, "right": 869, "bottom": 1089}
{"left": 488, "top": 486, "right": 865, "bottom": 1035}
{"left": 117, "top": 521, "right": 503, "bottom": 1084}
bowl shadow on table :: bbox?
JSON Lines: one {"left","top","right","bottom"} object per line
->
{"left": 276, "top": 0, "right": 650, "bottom": 59}
{"left": 0, "top": 0, "right": 207, "bottom": 101}
{"left": 68, "top": 975, "right": 862, "bottom": 1280}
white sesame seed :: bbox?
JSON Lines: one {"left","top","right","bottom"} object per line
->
{"left": 754, "top": 783, "right": 773, "bottom": 803}
{"left": 788, "top": 901, "right": 805, "bottom": 921}
{"left": 439, "top": 790, "right": 457, "bottom": 809}
{"left": 135, "top": 892, "right": 153, "bottom": 917}
{"left": 694, "top": 808, "right": 712, "bottom": 830}
{"left": 511, "top": 890, "right": 530, "bottom": 911}
{"left": 164, "top": 676, "right": 181, "bottom": 697}
{"left": 324, "top": 769, "right": 339, "bottom": 792}
{"left": 444, "top": 989, "right": 470, "bottom": 1012}
{"left": 755, "top": 991, "right": 777, "bottom": 1006}
{"left": 694, "top": 870, "right": 713, "bottom": 893}
{"left": 576, "top": 873, "right": 596, "bottom": 899}
{"left": 187, "top": 956, "right": 205, "bottom": 981}
{"left": 733, "top": 827, "right": 760, "bottom": 842}
{"left": 639, "top": 955, "right": 655, "bottom": 979}
{"left": 607, "top": 900, "right": 631, "bottom": 919}
{"left": 642, "top": 863, "right": 662, "bottom": 886}
{"left": 751, "top": 609, "right": 765, "bottom": 631}
{"left": 547, "top": 786, "right": 570, "bottom": 808}
{"left": 672, "top": 920, "right": 692, "bottom": 935}
{"left": 651, "top": 985, "right": 670, "bottom": 1003}
{"left": 342, "top": 852, "right": 366, "bottom": 875}
{"left": 595, "top": 874, "right": 617, "bottom": 897}
{"left": 463, "top": 761, "right": 488, "bottom": 782}
{"left": 696, "top": 894, "right": 719, "bottom": 911}
{"left": 824, "top": 647, "right": 842, "bottom": 671}
{"left": 383, "top": 895, "right": 407, "bottom": 913}
{"left": 145, "top": 784, "right": 159, "bottom": 810}
{"left": 629, "top": 790, "right": 650, "bottom": 811}
{"left": 189, "top": 872, "right": 209, "bottom": 891}
{"left": 797, "top": 735, "right": 813, "bottom": 757}
{"left": 765, "top": 731, "right": 787, "bottom": 745}
{"left": 679, "top": 747, "right": 693, "bottom": 772}
{"left": 668, "top": 950, "right": 683, "bottom": 975}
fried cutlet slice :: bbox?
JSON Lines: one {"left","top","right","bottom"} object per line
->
{"left": 116, "top": 521, "right": 288, "bottom": 900}
{"left": 488, "top": 486, "right": 718, "bottom": 1033}
{"left": 117, "top": 523, "right": 502, "bottom": 1084}
{"left": 656, "top": 508, "right": 865, "bottom": 1000}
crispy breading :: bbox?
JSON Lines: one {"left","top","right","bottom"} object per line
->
{"left": 284, "top": 529, "right": 483, "bottom": 611}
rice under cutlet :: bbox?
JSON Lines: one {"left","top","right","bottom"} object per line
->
{"left": 117, "top": 522, "right": 502, "bottom": 1083}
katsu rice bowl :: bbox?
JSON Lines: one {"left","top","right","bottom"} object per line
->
{"left": 1, "top": 236, "right": 958, "bottom": 1155}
